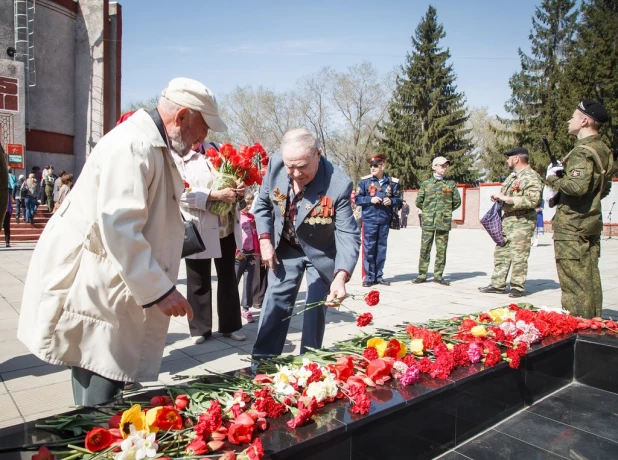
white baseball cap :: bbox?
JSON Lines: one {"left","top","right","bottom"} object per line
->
{"left": 432, "top": 156, "right": 450, "bottom": 167}
{"left": 161, "top": 78, "right": 227, "bottom": 132}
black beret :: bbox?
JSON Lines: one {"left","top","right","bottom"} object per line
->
{"left": 367, "top": 153, "right": 386, "bottom": 164}
{"left": 505, "top": 147, "right": 528, "bottom": 157}
{"left": 578, "top": 100, "right": 609, "bottom": 124}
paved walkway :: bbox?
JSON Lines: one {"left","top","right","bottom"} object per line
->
{"left": 1, "top": 228, "right": 617, "bottom": 428}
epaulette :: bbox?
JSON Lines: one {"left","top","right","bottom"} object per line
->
{"left": 391, "top": 177, "right": 399, "bottom": 183}
{"left": 361, "top": 174, "right": 372, "bottom": 180}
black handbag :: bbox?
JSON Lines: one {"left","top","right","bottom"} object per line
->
{"left": 181, "top": 216, "right": 206, "bottom": 258}
{"left": 147, "top": 108, "right": 206, "bottom": 258}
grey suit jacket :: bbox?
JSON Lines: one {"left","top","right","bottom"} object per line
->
{"left": 254, "top": 153, "right": 360, "bottom": 284}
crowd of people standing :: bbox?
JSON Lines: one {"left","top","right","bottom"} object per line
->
{"left": 9, "top": 76, "right": 612, "bottom": 406}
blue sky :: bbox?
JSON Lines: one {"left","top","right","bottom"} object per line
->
{"left": 121, "top": 0, "right": 541, "bottom": 117}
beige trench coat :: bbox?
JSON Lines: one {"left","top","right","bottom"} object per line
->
{"left": 17, "top": 109, "right": 185, "bottom": 382}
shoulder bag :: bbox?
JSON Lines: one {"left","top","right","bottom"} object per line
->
{"left": 148, "top": 108, "right": 206, "bottom": 258}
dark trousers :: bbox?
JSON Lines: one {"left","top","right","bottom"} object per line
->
{"left": 362, "top": 221, "right": 390, "bottom": 283}
{"left": 2, "top": 212, "right": 10, "bottom": 245}
{"left": 24, "top": 195, "right": 37, "bottom": 223}
{"left": 235, "top": 253, "right": 256, "bottom": 309}
{"left": 71, "top": 367, "right": 125, "bottom": 406}
{"left": 252, "top": 239, "right": 329, "bottom": 359}
{"left": 252, "top": 263, "right": 267, "bottom": 308}
{"left": 401, "top": 215, "right": 408, "bottom": 228}
{"left": 14, "top": 198, "right": 23, "bottom": 219}
{"left": 185, "top": 233, "right": 242, "bottom": 338}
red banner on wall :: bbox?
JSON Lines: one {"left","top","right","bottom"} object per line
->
{"left": 7, "top": 143, "right": 25, "bottom": 169}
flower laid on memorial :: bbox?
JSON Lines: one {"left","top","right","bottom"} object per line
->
{"left": 283, "top": 289, "right": 380, "bottom": 329}
{"left": 7, "top": 303, "right": 618, "bottom": 459}
{"left": 206, "top": 142, "right": 268, "bottom": 216}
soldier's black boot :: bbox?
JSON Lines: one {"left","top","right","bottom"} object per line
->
{"left": 478, "top": 285, "right": 506, "bottom": 294}
{"left": 434, "top": 279, "right": 450, "bottom": 286}
{"left": 412, "top": 278, "right": 426, "bottom": 284}
{"left": 509, "top": 289, "right": 524, "bottom": 298}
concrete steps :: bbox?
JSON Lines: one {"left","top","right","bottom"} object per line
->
{"left": 6, "top": 201, "right": 52, "bottom": 243}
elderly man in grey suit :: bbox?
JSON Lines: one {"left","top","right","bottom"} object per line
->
{"left": 252, "top": 128, "right": 360, "bottom": 359}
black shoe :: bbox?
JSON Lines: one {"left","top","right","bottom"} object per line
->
{"left": 478, "top": 285, "right": 506, "bottom": 294}
{"left": 362, "top": 281, "right": 374, "bottom": 287}
{"left": 509, "top": 289, "right": 524, "bottom": 298}
{"left": 433, "top": 279, "right": 450, "bottom": 286}
{"left": 376, "top": 280, "right": 391, "bottom": 286}
{"left": 412, "top": 278, "right": 426, "bottom": 284}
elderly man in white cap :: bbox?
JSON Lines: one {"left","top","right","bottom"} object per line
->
{"left": 18, "top": 78, "right": 227, "bottom": 405}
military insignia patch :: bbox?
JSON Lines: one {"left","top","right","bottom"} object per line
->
{"left": 571, "top": 169, "right": 582, "bottom": 177}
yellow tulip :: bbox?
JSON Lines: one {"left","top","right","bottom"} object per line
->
{"left": 119, "top": 404, "right": 147, "bottom": 438}
{"left": 471, "top": 325, "right": 487, "bottom": 337}
{"left": 397, "top": 341, "right": 408, "bottom": 359}
{"left": 409, "top": 338, "right": 424, "bottom": 356}
{"left": 367, "top": 338, "right": 387, "bottom": 357}
{"left": 145, "top": 407, "right": 162, "bottom": 434}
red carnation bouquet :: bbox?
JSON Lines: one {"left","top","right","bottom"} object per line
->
{"left": 206, "top": 142, "right": 269, "bottom": 216}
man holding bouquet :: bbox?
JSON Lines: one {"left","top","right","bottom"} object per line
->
{"left": 252, "top": 128, "right": 360, "bottom": 360}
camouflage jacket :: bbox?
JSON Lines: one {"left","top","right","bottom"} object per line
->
{"left": 416, "top": 177, "right": 461, "bottom": 231}
{"left": 547, "top": 135, "right": 614, "bottom": 237}
{"left": 500, "top": 166, "right": 543, "bottom": 217}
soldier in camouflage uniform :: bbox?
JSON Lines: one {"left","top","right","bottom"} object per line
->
{"left": 413, "top": 157, "right": 461, "bottom": 286}
{"left": 479, "top": 147, "right": 543, "bottom": 297}
{"left": 547, "top": 100, "right": 613, "bottom": 319}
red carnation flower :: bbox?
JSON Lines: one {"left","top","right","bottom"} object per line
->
{"left": 245, "top": 437, "right": 265, "bottom": 460}
{"left": 349, "top": 391, "right": 371, "bottom": 415}
{"left": 506, "top": 349, "right": 521, "bottom": 369}
{"left": 365, "top": 290, "right": 380, "bottom": 306}
{"left": 356, "top": 312, "right": 373, "bottom": 327}
{"left": 286, "top": 398, "right": 318, "bottom": 429}
{"left": 363, "top": 347, "right": 379, "bottom": 360}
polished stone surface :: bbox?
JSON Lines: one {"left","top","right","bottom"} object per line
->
{"left": 455, "top": 429, "right": 563, "bottom": 459}
{"left": 494, "top": 410, "right": 618, "bottom": 459}
{"left": 528, "top": 393, "right": 618, "bottom": 443}
{"left": 451, "top": 383, "right": 618, "bottom": 459}
{"left": 524, "top": 337, "right": 574, "bottom": 405}
{"left": 576, "top": 336, "right": 618, "bottom": 394}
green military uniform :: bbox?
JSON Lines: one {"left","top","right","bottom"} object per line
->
{"left": 415, "top": 177, "right": 461, "bottom": 280}
{"left": 547, "top": 134, "right": 613, "bottom": 318}
{"left": 491, "top": 167, "right": 543, "bottom": 292}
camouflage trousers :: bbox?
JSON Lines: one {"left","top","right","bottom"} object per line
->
{"left": 418, "top": 229, "right": 450, "bottom": 280}
{"left": 491, "top": 215, "right": 535, "bottom": 291}
{"left": 554, "top": 234, "right": 602, "bottom": 319}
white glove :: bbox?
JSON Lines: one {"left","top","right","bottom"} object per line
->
{"left": 546, "top": 165, "right": 564, "bottom": 179}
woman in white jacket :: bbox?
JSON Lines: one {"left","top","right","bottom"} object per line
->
{"left": 175, "top": 142, "right": 246, "bottom": 343}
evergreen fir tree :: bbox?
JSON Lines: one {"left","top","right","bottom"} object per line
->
{"left": 504, "top": 0, "right": 578, "bottom": 171}
{"left": 379, "top": 6, "right": 477, "bottom": 188}
{"left": 562, "top": 0, "right": 618, "bottom": 161}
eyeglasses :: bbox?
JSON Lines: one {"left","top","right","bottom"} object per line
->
{"left": 369, "top": 163, "right": 382, "bottom": 168}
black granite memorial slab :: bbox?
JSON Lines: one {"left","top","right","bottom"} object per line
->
{"left": 575, "top": 332, "right": 618, "bottom": 393}
{"left": 524, "top": 335, "right": 575, "bottom": 405}
{"left": 493, "top": 408, "right": 618, "bottom": 459}
{"left": 4, "top": 332, "right": 618, "bottom": 460}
